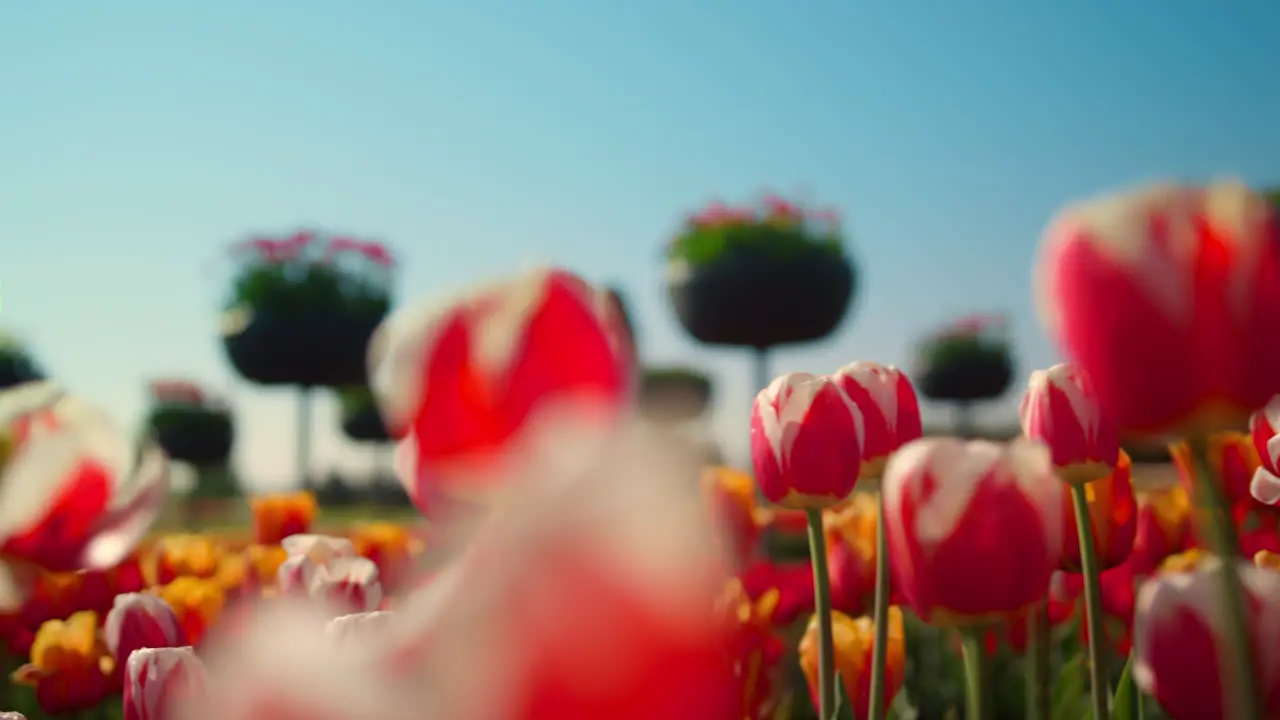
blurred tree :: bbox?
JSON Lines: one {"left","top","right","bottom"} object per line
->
{"left": 914, "top": 315, "right": 1015, "bottom": 437}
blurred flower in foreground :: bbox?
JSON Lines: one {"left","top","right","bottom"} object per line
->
{"left": 124, "top": 646, "right": 207, "bottom": 720}
{"left": 412, "top": 423, "right": 736, "bottom": 720}
{"left": 307, "top": 556, "right": 383, "bottom": 614}
{"left": 799, "top": 608, "right": 905, "bottom": 720}
{"left": 175, "top": 600, "right": 421, "bottom": 720}
{"left": 326, "top": 610, "right": 395, "bottom": 645}
{"left": 12, "top": 610, "right": 114, "bottom": 714}
{"left": 249, "top": 492, "right": 317, "bottom": 545}
{"left": 0, "top": 712, "right": 25, "bottom": 719}
{"left": 367, "top": 267, "right": 634, "bottom": 514}
{"left": 882, "top": 438, "right": 1062, "bottom": 625}
{"left": 105, "top": 592, "right": 185, "bottom": 667}
{"left": 0, "top": 388, "right": 171, "bottom": 609}
{"left": 1036, "top": 180, "right": 1280, "bottom": 437}
{"left": 1058, "top": 450, "right": 1137, "bottom": 572}
{"left": 1020, "top": 362, "right": 1119, "bottom": 484}
{"left": 750, "top": 372, "right": 864, "bottom": 508}
{"left": 1134, "top": 557, "right": 1280, "bottom": 719}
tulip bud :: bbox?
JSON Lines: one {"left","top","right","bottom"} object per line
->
{"left": 882, "top": 438, "right": 1062, "bottom": 625}
{"left": 278, "top": 535, "right": 357, "bottom": 593}
{"left": 799, "top": 608, "right": 905, "bottom": 720}
{"left": 831, "top": 362, "right": 922, "bottom": 478}
{"left": 123, "top": 646, "right": 208, "bottom": 720}
{"left": 1134, "top": 557, "right": 1280, "bottom": 719}
{"left": 105, "top": 593, "right": 185, "bottom": 665}
{"left": 750, "top": 372, "right": 865, "bottom": 508}
{"left": 1020, "top": 363, "right": 1119, "bottom": 484}
{"left": 309, "top": 557, "right": 383, "bottom": 614}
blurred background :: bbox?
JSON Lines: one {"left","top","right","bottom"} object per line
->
{"left": 2, "top": 0, "right": 1276, "bottom": 504}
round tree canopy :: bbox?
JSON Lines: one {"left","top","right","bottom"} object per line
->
{"left": 914, "top": 315, "right": 1015, "bottom": 403}
{"left": 667, "top": 194, "right": 845, "bottom": 267}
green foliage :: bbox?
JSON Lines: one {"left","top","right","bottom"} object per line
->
{"left": 668, "top": 221, "right": 843, "bottom": 268}
{"left": 228, "top": 260, "right": 390, "bottom": 317}
{"left": 1113, "top": 653, "right": 1142, "bottom": 720}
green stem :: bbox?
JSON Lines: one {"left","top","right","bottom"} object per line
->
{"left": 1188, "top": 437, "right": 1263, "bottom": 720}
{"left": 867, "top": 491, "right": 890, "bottom": 720}
{"left": 960, "top": 630, "right": 989, "bottom": 720}
{"left": 1071, "top": 482, "right": 1111, "bottom": 720}
{"left": 1024, "top": 598, "right": 1050, "bottom": 720}
{"left": 805, "top": 508, "right": 837, "bottom": 720}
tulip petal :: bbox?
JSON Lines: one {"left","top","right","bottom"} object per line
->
{"left": 1251, "top": 467, "right": 1280, "bottom": 505}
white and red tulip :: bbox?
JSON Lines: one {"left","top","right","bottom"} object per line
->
{"left": 124, "top": 646, "right": 208, "bottom": 720}
{"left": 750, "top": 372, "right": 865, "bottom": 508}
{"left": 105, "top": 593, "right": 185, "bottom": 666}
{"left": 1020, "top": 362, "right": 1120, "bottom": 484}
{"left": 831, "top": 362, "right": 922, "bottom": 477}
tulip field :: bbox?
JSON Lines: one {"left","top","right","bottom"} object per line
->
{"left": 2, "top": 182, "right": 1280, "bottom": 720}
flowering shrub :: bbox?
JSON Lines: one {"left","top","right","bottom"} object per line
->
{"left": 226, "top": 231, "right": 393, "bottom": 317}
{"left": 667, "top": 194, "right": 844, "bottom": 267}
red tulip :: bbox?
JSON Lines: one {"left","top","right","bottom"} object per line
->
{"left": 105, "top": 593, "right": 185, "bottom": 666}
{"left": 882, "top": 438, "right": 1062, "bottom": 625}
{"left": 1134, "top": 558, "right": 1280, "bottom": 719}
{"left": 750, "top": 372, "right": 864, "bottom": 508}
{"left": 1248, "top": 399, "right": 1280, "bottom": 504}
{"left": 1037, "top": 180, "right": 1280, "bottom": 437}
{"left": 0, "top": 388, "right": 171, "bottom": 609}
{"left": 831, "top": 362, "right": 922, "bottom": 477}
{"left": 1058, "top": 451, "right": 1137, "bottom": 572}
{"left": 124, "top": 646, "right": 207, "bottom": 720}
{"left": 368, "top": 268, "right": 633, "bottom": 513}
{"left": 1020, "top": 363, "right": 1120, "bottom": 484}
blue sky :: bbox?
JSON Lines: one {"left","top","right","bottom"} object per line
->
{"left": 2, "top": 1, "right": 1277, "bottom": 489}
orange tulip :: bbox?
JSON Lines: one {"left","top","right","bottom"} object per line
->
{"left": 701, "top": 466, "right": 760, "bottom": 569}
{"left": 19, "top": 571, "right": 83, "bottom": 628}
{"left": 799, "top": 608, "right": 906, "bottom": 720}
{"left": 349, "top": 523, "right": 421, "bottom": 593}
{"left": 1170, "top": 431, "right": 1260, "bottom": 513}
{"left": 1256, "top": 549, "right": 1280, "bottom": 571}
{"left": 825, "top": 494, "right": 878, "bottom": 616}
{"left": 250, "top": 492, "right": 318, "bottom": 545}
{"left": 146, "top": 534, "right": 222, "bottom": 586}
{"left": 154, "top": 577, "right": 225, "bottom": 646}
{"left": 12, "top": 611, "right": 114, "bottom": 714}
{"left": 1059, "top": 450, "right": 1137, "bottom": 572}
{"left": 243, "top": 544, "right": 288, "bottom": 588}
{"left": 718, "top": 579, "right": 786, "bottom": 720}
{"left": 1131, "top": 485, "right": 1193, "bottom": 572}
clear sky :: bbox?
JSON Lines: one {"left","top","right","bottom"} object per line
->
{"left": 2, "top": 1, "right": 1278, "bottom": 490}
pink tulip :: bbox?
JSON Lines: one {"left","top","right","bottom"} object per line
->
{"left": 1037, "top": 180, "right": 1280, "bottom": 437}
{"left": 124, "top": 646, "right": 207, "bottom": 720}
{"left": 1133, "top": 558, "right": 1280, "bottom": 719}
{"left": 831, "top": 362, "right": 922, "bottom": 477}
{"left": 750, "top": 372, "right": 864, "bottom": 508}
{"left": 1020, "top": 363, "right": 1120, "bottom": 484}
{"left": 882, "top": 438, "right": 1062, "bottom": 624}
{"left": 105, "top": 593, "right": 185, "bottom": 665}
{"left": 308, "top": 557, "right": 383, "bottom": 614}
{"left": 277, "top": 535, "right": 357, "bottom": 593}
{"left": 367, "top": 268, "right": 633, "bottom": 514}
{"left": 0, "top": 387, "right": 171, "bottom": 609}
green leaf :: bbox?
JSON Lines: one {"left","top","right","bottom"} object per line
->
{"left": 1052, "top": 653, "right": 1090, "bottom": 720}
{"left": 1113, "top": 653, "right": 1143, "bottom": 720}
